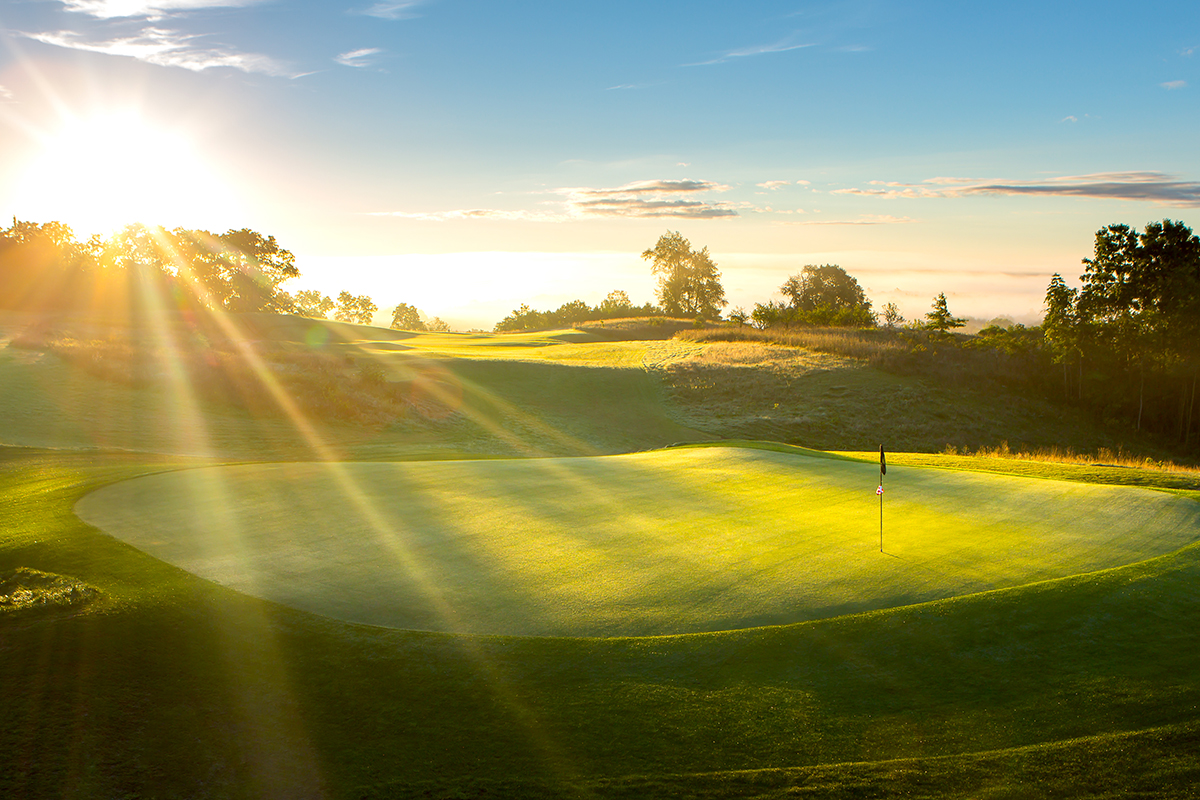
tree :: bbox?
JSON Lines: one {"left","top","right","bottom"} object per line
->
{"left": 750, "top": 300, "right": 792, "bottom": 330}
{"left": 924, "top": 293, "right": 965, "bottom": 334}
{"left": 1043, "top": 273, "right": 1080, "bottom": 398}
{"left": 641, "top": 231, "right": 727, "bottom": 319}
{"left": 728, "top": 306, "right": 749, "bottom": 326}
{"left": 554, "top": 299, "right": 591, "bottom": 325}
{"left": 1073, "top": 219, "right": 1200, "bottom": 432}
{"left": 211, "top": 229, "right": 299, "bottom": 313}
{"left": 293, "top": 290, "right": 335, "bottom": 319}
{"left": 390, "top": 302, "right": 427, "bottom": 331}
{"left": 495, "top": 304, "right": 545, "bottom": 332}
{"left": 167, "top": 227, "right": 298, "bottom": 313}
{"left": 598, "top": 290, "right": 633, "bottom": 317}
{"left": 780, "top": 265, "right": 870, "bottom": 313}
{"left": 426, "top": 316, "right": 451, "bottom": 332}
{"left": 880, "top": 302, "right": 904, "bottom": 328}
{"left": 334, "top": 291, "right": 377, "bottom": 325}
{"left": 0, "top": 219, "right": 94, "bottom": 311}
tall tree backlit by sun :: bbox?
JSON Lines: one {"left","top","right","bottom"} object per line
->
{"left": 641, "top": 231, "right": 727, "bottom": 320}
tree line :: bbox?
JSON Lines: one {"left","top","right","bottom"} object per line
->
{"left": 0, "top": 219, "right": 445, "bottom": 333}
{"left": 1043, "top": 219, "right": 1200, "bottom": 444}
{"left": 495, "top": 230, "right": 973, "bottom": 335}
{"left": 11, "top": 216, "right": 1200, "bottom": 449}
{"left": 494, "top": 290, "right": 661, "bottom": 332}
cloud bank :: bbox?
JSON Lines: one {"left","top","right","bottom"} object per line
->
{"left": 370, "top": 178, "right": 742, "bottom": 221}
{"left": 562, "top": 179, "right": 739, "bottom": 219}
{"left": 834, "top": 172, "right": 1200, "bottom": 207}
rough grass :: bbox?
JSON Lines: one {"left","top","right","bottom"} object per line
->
{"left": 654, "top": 338, "right": 1182, "bottom": 459}
{"left": 576, "top": 316, "right": 720, "bottom": 341}
{"left": 75, "top": 445, "right": 1200, "bottom": 636}
{"left": 678, "top": 324, "right": 909, "bottom": 362}
{"left": 956, "top": 440, "right": 1200, "bottom": 474}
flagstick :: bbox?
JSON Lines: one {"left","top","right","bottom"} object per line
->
{"left": 878, "top": 444, "right": 886, "bottom": 553}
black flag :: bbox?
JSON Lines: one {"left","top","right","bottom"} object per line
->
{"left": 880, "top": 445, "right": 886, "bottom": 476}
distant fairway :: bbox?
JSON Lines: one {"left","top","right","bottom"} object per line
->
{"left": 75, "top": 445, "right": 1200, "bottom": 636}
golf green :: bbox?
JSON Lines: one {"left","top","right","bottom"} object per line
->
{"left": 75, "top": 446, "right": 1200, "bottom": 636}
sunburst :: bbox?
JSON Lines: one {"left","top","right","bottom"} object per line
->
{"left": 12, "top": 110, "right": 242, "bottom": 235}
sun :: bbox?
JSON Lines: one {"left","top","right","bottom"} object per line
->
{"left": 12, "top": 111, "right": 244, "bottom": 236}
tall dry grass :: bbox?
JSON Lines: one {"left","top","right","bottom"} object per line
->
{"left": 945, "top": 440, "right": 1200, "bottom": 474}
{"left": 676, "top": 326, "right": 910, "bottom": 363}
{"left": 577, "top": 317, "right": 721, "bottom": 341}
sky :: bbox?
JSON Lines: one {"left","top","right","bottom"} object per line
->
{"left": 0, "top": 0, "right": 1197, "bottom": 330}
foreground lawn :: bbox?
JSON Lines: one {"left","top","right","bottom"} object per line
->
{"left": 76, "top": 446, "right": 1200, "bottom": 636}
{"left": 4, "top": 445, "right": 1200, "bottom": 798}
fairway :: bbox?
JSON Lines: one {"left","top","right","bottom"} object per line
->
{"left": 76, "top": 446, "right": 1200, "bottom": 637}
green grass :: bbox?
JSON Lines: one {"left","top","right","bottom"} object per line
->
{"left": 5, "top": 313, "right": 1200, "bottom": 798}
{"left": 75, "top": 446, "right": 1200, "bottom": 636}
{"left": 6, "top": 445, "right": 1200, "bottom": 797}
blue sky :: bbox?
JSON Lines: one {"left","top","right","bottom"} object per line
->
{"left": 1, "top": 0, "right": 1197, "bottom": 328}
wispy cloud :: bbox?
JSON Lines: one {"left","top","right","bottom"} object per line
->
{"left": 833, "top": 172, "right": 1200, "bottom": 207}
{"left": 567, "top": 179, "right": 730, "bottom": 197}
{"left": 371, "top": 178, "right": 742, "bottom": 221}
{"left": 360, "top": 0, "right": 425, "bottom": 20}
{"left": 0, "top": 84, "right": 14, "bottom": 102}
{"left": 335, "top": 47, "right": 381, "bottom": 68}
{"left": 1161, "top": 80, "right": 1187, "bottom": 90}
{"left": 19, "top": 27, "right": 296, "bottom": 76}
{"left": 59, "top": 0, "right": 261, "bottom": 20}
{"left": 757, "top": 180, "right": 791, "bottom": 190}
{"left": 604, "top": 82, "right": 664, "bottom": 91}
{"left": 562, "top": 179, "right": 738, "bottom": 218}
{"left": 782, "top": 214, "right": 914, "bottom": 226}
{"left": 684, "top": 36, "right": 813, "bottom": 66}
{"left": 368, "top": 209, "right": 569, "bottom": 222}
{"left": 567, "top": 197, "right": 740, "bottom": 218}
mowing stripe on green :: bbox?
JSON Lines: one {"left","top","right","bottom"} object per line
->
{"left": 74, "top": 446, "right": 1200, "bottom": 637}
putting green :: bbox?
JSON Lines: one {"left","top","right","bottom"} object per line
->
{"left": 75, "top": 446, "right": 1200, "bottom": 636}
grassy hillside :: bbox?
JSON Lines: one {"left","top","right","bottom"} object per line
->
{"left": 4, "top": 309, "right": 1175, "bottom": 461}
{"left": 4, "top": 312, "right": 1200, "bottom": 798}
{"left": 0, "top": 312, "right": 708, "bottom": 458}
{"left": 655, "top": 338, "right": 1178, "bottom": 457}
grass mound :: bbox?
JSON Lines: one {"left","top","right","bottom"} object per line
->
{"left": 75, "top": 445, "right": 1200, "bottom": 636}
{"left": 0, "top": 567, "right": 98, "bottom": 614}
